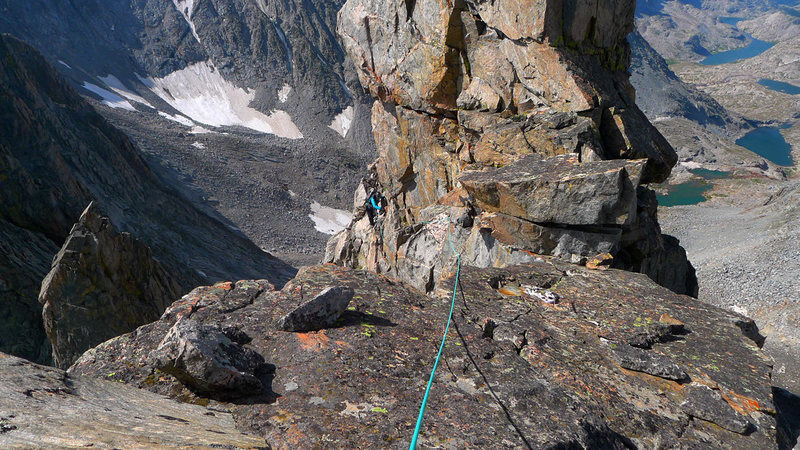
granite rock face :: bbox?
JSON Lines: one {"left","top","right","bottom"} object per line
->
{"left": 40, "top": 203, "right": 181, "bottom": 370}
{"left": 68, "top": 263, "right": 777, "bottom": 448}
{"left": 0, "top": 352, "right": 267, "bottom": 448}
{"left": 326, "top": 0, "right": 696, "bottom": 296}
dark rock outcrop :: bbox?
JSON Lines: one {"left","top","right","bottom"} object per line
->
{"left": 0, "top": 34, "right": 295, "bottom": 364}
{"left": 0, "top": 352, "right": 268, "bottom": 448}
{"left": 325, "top": 0, "right": 697, "bottom": 296}
{"left": 69, "top": 263, "right": 777, "bottom": 448}
{"left": 39, "top": 203, "right": 181, "bottom": 369}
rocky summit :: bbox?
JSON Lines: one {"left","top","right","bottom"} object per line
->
{"left": 63, "top": 263, "right": 777, "bottom": 448}
{"left": 326, "top": 0, "right": 698, "bottom": 297}
{"left": 39, "top": 203, "right": 182, "bottom": 370}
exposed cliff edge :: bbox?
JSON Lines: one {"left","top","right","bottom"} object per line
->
{"left": 324, "top": 0, "right": 697, "bottom": 296}
{"left": 0, "top": 33, "right": 295, "bottom": 364}
{"left": 64, "top": 263, "right": 778, "bottom": 448}
{"left": 39, "top": 203, "right": 182, "bottom": 369}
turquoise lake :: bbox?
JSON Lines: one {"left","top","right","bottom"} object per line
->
{"left": 657, "top": 180, "right": 712, "bottom": 207}
{"left": 689, "top": 168, "right": 731, "bottom": 179}
{"left": 736, "top": 127, "right": 794, "bottom": 166}
{"left": 758, "top": 78, "right": 800, "bottom": 95}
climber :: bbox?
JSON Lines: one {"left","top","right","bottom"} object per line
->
{"left": 365, "top": 189, "right": 387, "bottom": 226}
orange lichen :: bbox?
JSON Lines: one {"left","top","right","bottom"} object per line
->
{"left": 721, "top": 389, "right": 763, "bottom": 415}
{"left": 213, "top": 281, "right": 233, "bottom": 290}
{"left": 296, "top": 331, "right": 331, "bottom": 352}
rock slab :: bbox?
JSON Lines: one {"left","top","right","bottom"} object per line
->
{"left": 0, "top": 352, "right": 267, "bottom": 448}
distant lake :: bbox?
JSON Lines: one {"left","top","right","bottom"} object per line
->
{"left": 689, "top": 168, "right": 731, "bottom": 179}
{"left": 719, "top": 17, "right": 744, "bottom": 26}
{"left": 758, "top": 78, "right": 800, "bottom": 95}
{"left": 657, "top": 180, "right": 712, "bottom": 207}
{"left": 736, "top": 127, "right": 793, "bottom": 166}
{"left": 701, "top": 35, "right": 775, "bottom": 65}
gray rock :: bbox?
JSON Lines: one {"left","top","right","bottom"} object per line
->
{"left": 277, "top": 286, "right": 355, "bottom": 332}
{"left": 40, "top": 203, "right": 182, "bottom": 370}
{"left": 681, "top": 384, "right": 754, "bottom": 435}
{"left": 147, "top": 318, "right": 266, "bottom": 397}
{"left": 0, "top": 352, "right": 267, "bottom": 448}
{"left": 610, "top": 342, "right": 689, "bottom": 381}
{"left": 459, "top": 155, "right": 646, "bottom": 227}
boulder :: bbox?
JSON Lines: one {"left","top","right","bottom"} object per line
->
{"left": 277, "top": 286, "right": 355, "bottom": 332}
{"left": 609, "top": 342, "right": 689, "bottom": 381}
{"left": 39, "top": 203, "right": 181, "bottom": 369}
{"left": 482, "top": 213, "right": 622, "bottom": 262}
{"left": 147, "top": 318, "right": 266, "bottom": 397}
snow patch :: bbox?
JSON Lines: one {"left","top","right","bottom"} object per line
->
{"left": 271, "top": 20, "right": 293, "bottom": 72}
{"left": 680, "top": 161, "right": 704, "bottom": 170}
{"left": 158, "top": 111, "right": 195, "bottom": 127}
{"left": 139, "top": 62, "right": 303, "bottom": 139}
{"left": 191, "top": 142, "right": 206, "bottom": 149}
{"left": 337, "top": 77, "right": 354, "bottom": 99}
{"left": 58, "top": 60, "right": 71, "bottom": 69}
{"left": 191, "top": 126, "right": 213, "bottom": 134}
{"left": 81, "top": 82, "right": 136, "bottom": 111}
{"left": 288, "top": 189, "right": 297, "bottom": 198}
{"left": 329, "top": 106, "right": 354, "bottom": 138}
{"left": 99, "top": 75, "right": 153, "bottom": 108}
{"left": 278, "top": 83, "right": 292, "bottom": 103}
{"left": 255, "top": 0, "right": 269, "bottom": 15}
{"left": 309, "top": 202, "right": 352, "bottom": 235}
{"left": 730, "top": 305, "right": 749, "bottom": 316}
{"left": 172, "top": 0, "right": 201, "bottom": 44}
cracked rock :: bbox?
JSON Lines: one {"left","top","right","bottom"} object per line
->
{"left": 681, "top": 385, "right": 754, "bottom": 435}
{"left": 610, "top": 342, "right": 689, "bottom": 381}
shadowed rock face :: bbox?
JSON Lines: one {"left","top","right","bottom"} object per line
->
{"left": 325, "top": 0, "right": 696, "bottom": 296}
{"left": 39, "top": 203, "right": 182, "bottom": 369}
{"left": 0, "top": 34, "right": 295, "bottom": 364}
{"left": 67, "top": 263, "right": 776, "bottom": 448}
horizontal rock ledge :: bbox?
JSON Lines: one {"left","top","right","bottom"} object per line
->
{"left": 459, "top": 154, "right": 647, "bottom": 227}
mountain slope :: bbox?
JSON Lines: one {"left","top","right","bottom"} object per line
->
{"left": 628, "top": 30, "right": 747, "bottom": 135}
{"left": 0, "top": 0, "right": 377, "bottom": 261}
{"left": 0, "top": 33, "right": 295, "bottom": 364}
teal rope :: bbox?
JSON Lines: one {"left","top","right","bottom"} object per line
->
{"left": 409, "top": 220, "right": 462, "bottom": 449}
